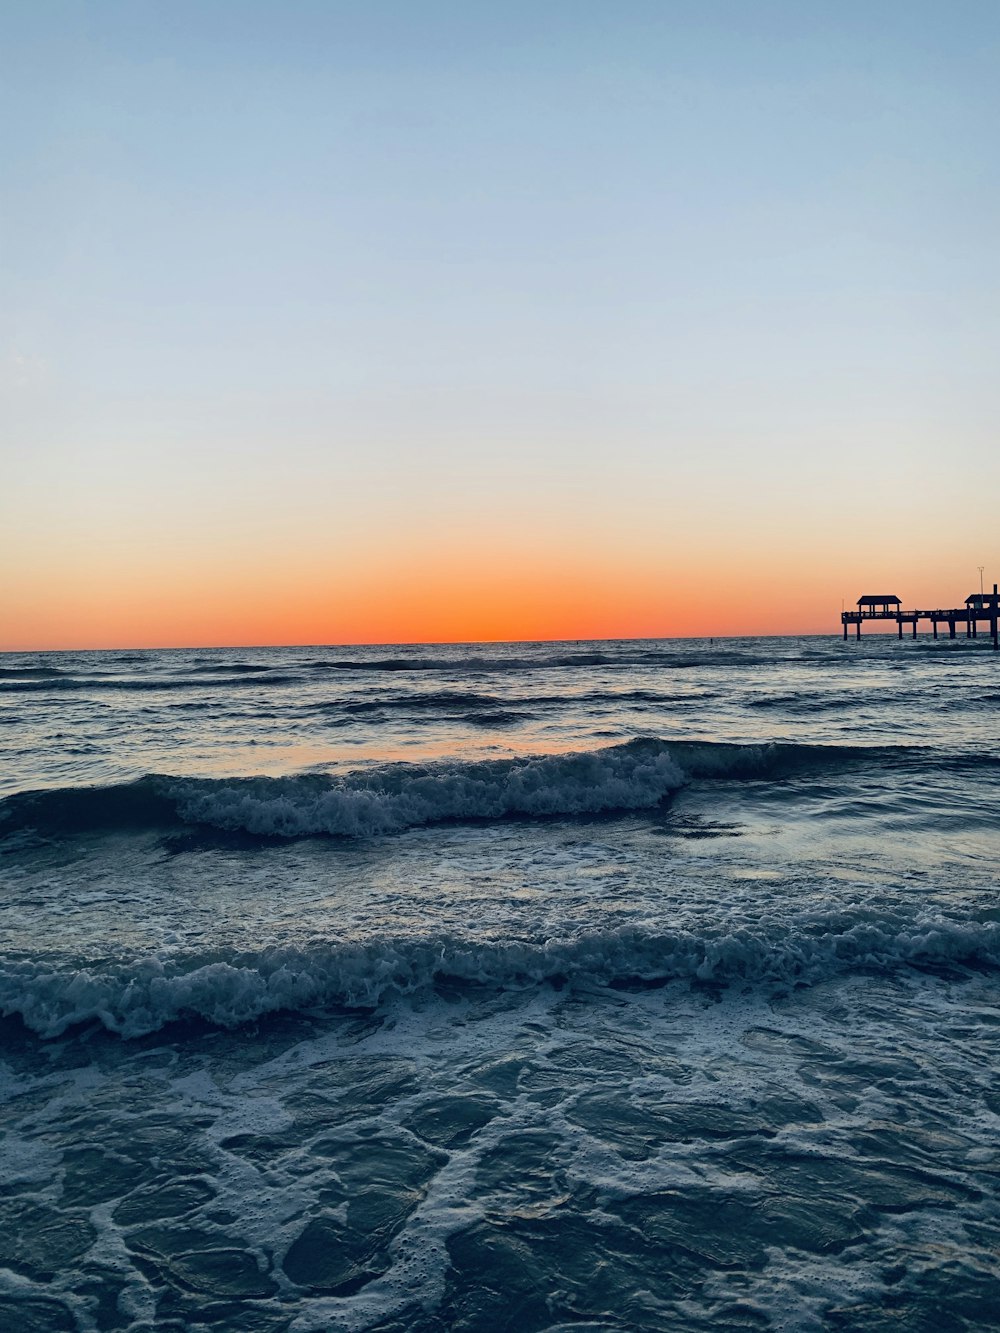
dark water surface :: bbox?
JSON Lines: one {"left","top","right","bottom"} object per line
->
{"left": 1, "top": 636, "right": 998, "bottom": 1330}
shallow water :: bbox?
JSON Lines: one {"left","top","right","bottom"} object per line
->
{"left": 1, "top": 636, "right": 998, "bottom": 1330}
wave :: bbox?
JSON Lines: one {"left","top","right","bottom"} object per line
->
{"left": 298, "top": 649, "right": 768, "bottom": 674}
{"left": 0, "top": 739, "right": 911, "bottom": 842}
{"left": 333, "top": 690, "right": 507, "bottom": 715}
{"left": 303, "top": 655, "right": 604, "bottom": 673}
{"left": 309, "top": 656, "right": 471, "bottom": 672}
{"left": 307, "top": 688, "right": 706, "bottom": 723}
{"left": 746, "top": 693, "right": 845, "bottom": 711}
{"left": 313, "top": 691, "right": 532, "bottom": 728}
{"left": 0, "top": 673, "right": 306, "bottom": 693}
{"left": 3, "top": 911, "right": 997, "bottom": 1038}
{"left": 188, "top": 662, "right": 276, "bottom": 674}
{"left": 0, "top": 666, "right": 69, "bottom": 679}
{"left": 464, "top": 710, "right": 528, "bottom": 727}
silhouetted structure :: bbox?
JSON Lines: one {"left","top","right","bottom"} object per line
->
{"left": 842, "top": 587, "right": 999, "bottom": 649}
{"left": 857, "top": 595, "right": 901, "bottom": 615}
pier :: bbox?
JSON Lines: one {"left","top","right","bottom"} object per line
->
{"left": 842, "top": 589, "right": 1000, "bottom": 649}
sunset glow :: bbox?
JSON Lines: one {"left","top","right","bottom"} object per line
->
{"left": 3, "top": 1, "right": 998, "bottom": 649}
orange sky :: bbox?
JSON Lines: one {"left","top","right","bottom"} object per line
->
{"left": 3, "top": 521, "right": 993, "bottom": 651}
{"left": 2, "top": 413, "right": 994, "bottom": 649}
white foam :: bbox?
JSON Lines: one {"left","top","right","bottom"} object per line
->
{"left": 169, "top": 745, "right": 689, "bottom": 837}
{"left": 2, "top": 911, "right": 998, "bottom": 1038}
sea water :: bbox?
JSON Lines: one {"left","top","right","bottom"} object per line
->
{"left": 1, "top": 636, "right": 998, "bottom": 1331}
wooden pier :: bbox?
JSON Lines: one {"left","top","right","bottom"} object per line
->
{"left": 842, "top": 589, "right": 1000, "bottom": 649}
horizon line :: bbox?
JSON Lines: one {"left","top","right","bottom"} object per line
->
{"left": 1, "top": 630, "right": 868, "bottom": 654}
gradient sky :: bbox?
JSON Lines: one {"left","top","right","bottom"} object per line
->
{"left": 3, "top": 0, "right": 999, "bottom": 648}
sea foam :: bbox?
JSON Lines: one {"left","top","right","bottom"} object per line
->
{"left": 0, "top": 737, "right": 912, "bottom": 841}
{"left": 2, "top": 912, "right": 997, "bottom": 1038}
{"left": 172, "top": 744, "right": 688, "bottom": 837}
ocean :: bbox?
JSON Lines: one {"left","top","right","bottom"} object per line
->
{"left": 1, "top": 635, "right": 998, "bottom": 1332}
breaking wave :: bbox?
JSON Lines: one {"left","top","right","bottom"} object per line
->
{"left": 2, "top": 911, "right": 997, "bottom": 1038}
{"left": 0, "top": 739, "right": 912, "bottom": 842}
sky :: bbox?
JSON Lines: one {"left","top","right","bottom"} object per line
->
{"left": 3, "top": 0, "right": 999, "bottom": 649}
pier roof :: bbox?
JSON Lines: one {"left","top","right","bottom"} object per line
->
{"left": 857, "top": 594, "right": 900, "bottom": 606}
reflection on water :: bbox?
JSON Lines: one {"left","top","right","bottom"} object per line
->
{"left": 1, "top": 636, "right": 998, "bottom": 1329}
